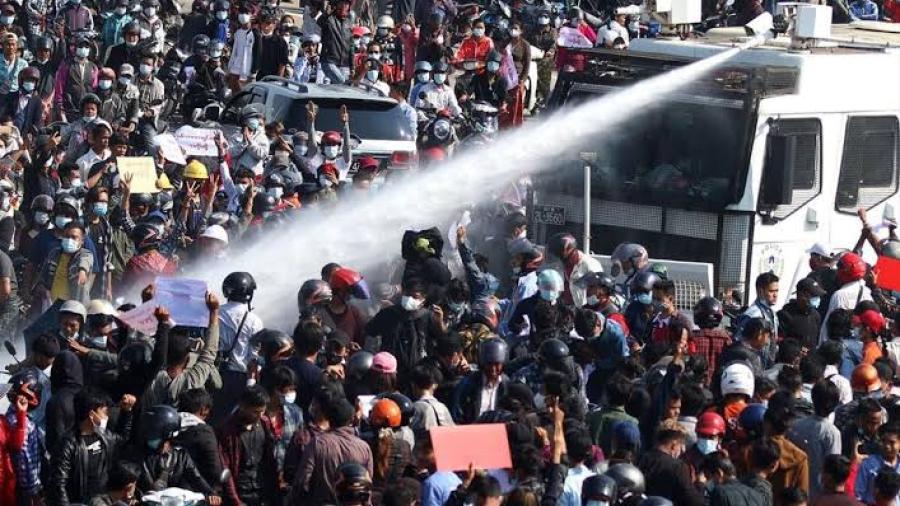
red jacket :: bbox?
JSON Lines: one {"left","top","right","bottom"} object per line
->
{"left": 0, "top": 409, "right": 28, "bottom": 506}
{"left": 454, "top": 37, "right": 494, "bottom": 63}
{"left": 123, "top": 250, "right": 178, "bottom": 292}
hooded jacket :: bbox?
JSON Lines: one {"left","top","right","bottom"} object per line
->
{"left": 769, "top": 434, "right": 810, "bottom": 506}
{"left": 45, "top": 351, "right": 84, "bottom": 451}
{"left": 175, "top": 412, "right": 224, "bottom": 491}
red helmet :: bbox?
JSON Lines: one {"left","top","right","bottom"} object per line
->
{"left": 369, "top": 398, "right": 402, "bottom": 428}
{"left": 357, "top": 156, "right": 379, "bottom": 172}
{"left": 351, "top": 25, "right": 371, "bottom": 37}
{"left": 329, "top": 267, "right": 371, "bottom": 299}
{"left": 851, "top": 363, "right": 882, "bottom": 393}
{"left": 696, "top": 411, "right": 726, "bottom": 438}
{"left": 837, "top": 252, "right": 867, "bottom": 285}
{"left": 321, "top": 131, "right": 342, "bottom": 146}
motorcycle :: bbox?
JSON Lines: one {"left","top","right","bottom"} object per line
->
{"left": 417, "top": 105, "right": 459, "bottom": 164}
{"left": 458, "top": 101, "right": 499, "bottom": 149}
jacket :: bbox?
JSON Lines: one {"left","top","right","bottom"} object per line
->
{"left": 37, "top": 246, "right": 95, "bottom": 305}
{"left": 49, "top": 418, "right": 132, "bottom": 505}
{"left": 318, "top": 13, "right": 352, "bottom": 67}
{"left": 710, "top": 478, "right": 766, "bottom": 506}
{"left": 450, "top": 372, "right": 510, "bottom": 424}
{"left": 53, "top": 58, "right": 98, "bottom": 117}
{"left": 366, "top": 305, "right": 437, "bottom": 374}
{"left": 770, "top": 434, "right": 810, "bottom": 506}
{"left": 546, "top": 252, "right": 603, "bottom": 307}
{"left": 637, "top": 448, "right": 705, "bottom": 506}
{"left": 45, "top": 351, "right": 84, "bottom": 452}
{"left": 217, "top": 413, "right": 278, "bottom": 505}
{"left": 0, "top": 408, "right": 27, "bottom": 506}
{"left": 138, "top": 446, "right": 214, "bottom": 495}
{"left": 778, "top": 299, "right": 821, "bottom": 349}
{"left": 122, "top": 249, "right": 177, "bottom": 295}
{"left": 292, "top": 425, "right": 373, "bottom": 505}
{"left": 175, "top": 412, "right": 224, "bottom": 491}
{"left": 0, "top": 90, "right": 43, "bottom": 134}
{"left": 141, "top": 317, "right": 219, "bottom": 409}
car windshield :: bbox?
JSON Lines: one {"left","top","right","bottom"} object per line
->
{"left": 270, "top": 95, "right": 415, "bottom": 142}
{"left": 539, "top": 89, "right": 752, "bottom": 211}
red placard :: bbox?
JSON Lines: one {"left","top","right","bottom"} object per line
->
{"left": 430, "top": 424, "right": 513, "bottom": 472}
{"left": 875, "top": 256, "right": 900, "bottom": 291}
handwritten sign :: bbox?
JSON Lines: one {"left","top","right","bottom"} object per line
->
{"left": 154, "top": 133, "right": 187, "bottom": 165}
{"left": 155, "top": 277, "right": 210, "bottom": 328}
{"left": 431, "top": 424, "right": 512, "bottom": 471}
{"left": 118, "top": 301, "right": 160, "bottom": 336}
{"left": 557, "top": 26, "right": 594, "bottom": 48}
{"left": 174, "top": 126, "right": 219, "bottom": 157}
{"left": 117, "top": 157, "right": 159, "bottom": 194}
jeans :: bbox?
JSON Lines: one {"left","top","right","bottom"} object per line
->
{"left": 321, "top": 62, "right": 349, "bottom": 84}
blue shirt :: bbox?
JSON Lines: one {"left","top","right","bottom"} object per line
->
{"left": 856, "top": 454, "right": 900, "bottom": 504}
{"left": 422, "top": 471, "right": 462, "bottom": 506}
{"left": 561, "top": 464, "right": 595, "bottom": 506}
{"left": 849, "top": 0, "right": 879, "bottom": 20}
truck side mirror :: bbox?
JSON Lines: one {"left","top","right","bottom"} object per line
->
{"left": 761, "top": 133, "right": 796, "bottom": 207}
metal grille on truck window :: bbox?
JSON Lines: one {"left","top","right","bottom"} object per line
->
{"left": 836, "top": 116, "right": 900, "bottom": 213}
{"left": 767, "top": 119, "right": 822, "bottom": 220}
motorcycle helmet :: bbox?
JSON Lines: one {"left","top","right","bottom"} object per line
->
{"left": 131, "top": 222, "right": 161, "bottom": 251}
{"left": 140, "top": 405, "right": 181, "bottom": 447}
{"left": 298, "top": 279, "right": 333, "bottom": 312}
{"left": 696, "top": 411, "right": 726, "bottom": 438}
{"left": 209, "top": 40, "right": 225, "bottom": 59}
{"left": 335, "top": 462, "right": 372, "bottom": 505}
{"left": 250, "top": 328, "right": 294, "bottom": 362}
{"left": 329, "top": 267, "right": 370, "bottom": 299}
{"left": 547, "top": 232, "right": 577, "bottom": 261}
{"left": 376, "top": 15, "right": 394, "bottom": 30}
{"left": 837, "top": 252, "right": 867, "bottom": 285}
{"left": 192, "top": 34, "right": 211, "bottom": 55}
{"left": 578, "top": 271, "right": 616, "bottom": 292}
{"left": 720, "top": 362, "right": 754, "bottom": 397}
{"left": 433, "top": 60, "right": 449, "bottom": 73}
{"left": 539, "top": 338, "right": 569, "bottom": 363}
{"left": 31, "top": 194, "right": 54, "bottom": 213}
{"left": 60, "top": 300, "right": 87, "bottom": 320}
{"left": 851, "top": 363, "right": 882, "bottom": 393}
{"left": 222, "top": 271, "right": 257, "bottom": 303}
{"left": 35, "top": 35, "right": 54, "bottom": 51}
{"left": 693, "top": 296, "right": 724, "bottom": 329}
{"left": 118, "top": 341, "right": 153, "bottom": 377}
{"left": 537, "top": 269, "right": 564, "bottom": 292}
{"left": 581, "top": 474, "right": 617, "bottom": 505}
{"left": 321, "top": 130, "right": 342, "bottom": 146}
{"left": 629, "top": 270, "right": 661, "bottom": 295}
{"left": 414, "top": 60, "right": 432, "bottom": 73}
{"left": 604, "top": 463, "right": 645, "bottom": 501}
{"left": 382, "top": 392, "right": 414, "bottom": 426}
{"left": 479, "top": 338, "right": 508, "bottom": 366}
{"left": 8, "top": 369, "right": 43, "bottom": 410}
{"left": 369, "top": 398, "right": 402, "bottom": 428}
{"left": 346, "top": 351, "right": 374, "bottom": 379}
{"left": 738, "top": 403, "right": 767, "bottom": 438}
{"left": 610, "top": 242, "right": 649, "bottom": 277}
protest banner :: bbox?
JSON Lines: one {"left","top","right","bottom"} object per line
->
{"left": 154, "top": 277, "right": 210, "bottom": 328}
{"left": 557, "top": 26, "right": 593, "bottom": 48}
{"left": 430, "top": 424, "right": 512, "bottom": 471}
{"left": 174, "top": 125, "right": 219, "bottom": 157}
{"left": 875, "top": 255, "right": 900, "bottom": 291}
{"left": 117, "top": 157, "right": 159, "bottom": 193}
{"left": 154, "top": 133, "right": 187, "bottom": 165}
{"left": 118, "top": 302, "right": 160, "bottom": 336}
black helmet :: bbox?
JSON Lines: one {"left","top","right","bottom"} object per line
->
{"left": 118, "top": 341, "right": 153, "bottom": 376}
{"left": 433, "top": 60, "right": 449, "bottom": 73}
{"left": 146, "top": 0, "right": 161, "bottom": 7}
{"left": 579, "top": 271, "right": 616, "bottom": 292}
{"left": 252, "top": 192, "right": 276, "bottom": 215}
{"left": 347, "top": 351, "right": 374, "bottom": 378}
{"left": 298, "top": 279, "right": 333, "bottom": 311}
{"left": 605, "top": 463, "right": 645, "bottom": 501}
{"left": 124, "top": 20, "right": 141, "bottom": 34}
{"left": 192, "top": 34, "right": 210, "bottom": 54}
{"left": 8, "top": 369, "right": 43, "bottom": 410}
{"left": 693, "top": 296, "right": 724, "bottom": 329}
{"left": 486, "top": 50, "right": 502, "bottom": 63}
{"left": 547, "top": 232, "right": 577, "bottom": 260}
{"left": 335, "top": 462, "right": 372, "bottom": 504}
{"left": 35, "top": 35, "right": 54, "bottom": 50}
{"left": 55, "top": 194, "right": 80, "bottom": 214}
{"left": 213, "top": 0, "right": 229, "bottom": 11}
{"left": 222, "top": 271, "right": 256, "bottom": 303}
{"left": 382, "top": 392, "right": 414, "bottom": 426}
{"left": 131, "top": 222, "right": 161, "bottom": 251}
{"left": 131, "top": 192, "right": 156, "bottom": 207}
{"left": 640, "top": 497, "right": 673, "bottom": 506}
{"left": 250, "top": 328, "right": 293, "bottom": 361}
{"left": 539, "top": 338, "right": 569, "bottom": 362}
{"left": 140, "top": 404, "right": 180, "bottom": 445}
{"left": 479, "top": 338, "right": 508, "bottom": 366}
{"left": 265, "top": 172, "right": 285, "bottom": 188}
{"left": 581, "top": 474, "right": 617, "bottom": 505}
{"left": 31, "top": 194, "right": 54, "bottom": 212}
{"left": 629, "top": 270, "right": 661, "bottom": 294}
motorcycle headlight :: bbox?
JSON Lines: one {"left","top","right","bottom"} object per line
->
{"left": 433, "top": 119, "right": 451, "bottom": 141}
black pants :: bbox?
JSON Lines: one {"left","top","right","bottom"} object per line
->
{"left": 211, "top": 368, "right": 247, "bottom": 425}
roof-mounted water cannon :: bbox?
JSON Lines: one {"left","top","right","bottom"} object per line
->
{"left": 776, "top": 3, "right": 833, "bottom": 49}
{"left": 645, "top": 0, "right": 702, "bottom": 37}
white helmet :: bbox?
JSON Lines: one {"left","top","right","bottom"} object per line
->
{"left": 376, "top": 15, "right": 395, "bottom": 29}
{"left": 86, "top": 299, "right": 117, "bottom": 317}
{"left": 721, "top": 362, "right": 754, "bottom": 397}
{"left": 59, "top": 300, "right": 87, "bottom": 320}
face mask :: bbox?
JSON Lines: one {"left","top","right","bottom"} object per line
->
{"left": 538, "top": 16, "right": 550, "bottom": 25}
{"left": 486, "top": 61, "right": 500, "bottom": 73}
{"left": 147, "top": 438, "right": 162, "bottom": 450}
{"left": 512, "top": 266, "right": 522, "bottom": 275}
{"left": 401, "top": 295, "right": 422, "bottom": 311}
{"left": 434, "top": 34, "right": 444, "bottom": 45}
{"left": 55, "top": 216, "right": 72, "bottom": 229}
{"left": 362, "top": 36, "right": 371, "bottom": 45}
{"left": 323, "top": 145, "right": 340, "bottom": 159}
{"left": 636, "top": 292, "right": 652, "bottom": 305}
{"left": 365, "top": 69, "right": 379, "bottom": 82}
{"left": 434, "top": 73, "right": 446, "bottom": 85}
{"left": 82, "top": 113, "right": 96, "bottom": 123}
{"left": 126, "top": 39, "right": 138, "bottom": 48}
{"left": 809, "top": 296, "right": 821, "bottom": 309}
{"left": 238, "top": 13, "right": 250, "bottom": 24}
{"left": 115, "top": 6, "right": 127, "bottom": 15}
{"left": 76, "top": 47, "right": 90, "bottom": 58}
{"left": 267, "top": 187, "right": 283, "bottom": 199}
{"left": 472, "top": 28, "right": 484, "bottom": 37}
{"left": 540, "top": 289, "right": 559, "bottom": 303}
{"left": 118, "top": 76, "right": 131, "bottom": 86}
{"left": 295, "top": 144, "right": 308, "bottom": 156}
{"left": 139, "top": 63, "right": 153, "bottom": 76}
{"left": 210, "top": 49, "right": 223, "bottom": 58}
{"left": 34, "top": 212, "right": 49, "bottom": 225}
{"left": 368, "top": 51, "right": 381, "bottom": 60}
{"left": 416, "top": 72, "right": 430, "bottom": 83}
{"left": 71, "top": 177, "right": 85, "bottom": 187}
{"left": 235, "top": 183, "right": 248, "bottom": 195}
{"left": 93, "top": 202, "right": 108, "bottom": 216}
{"left": 510, "top": 29, "right": 521, "bottom": 37}
{"left": 0, "top": 16, "right": 14, "bottom": 25}
{"left": 247, "top": 118, "right": 260, "bottom": 131}
{"left": 98, "top": 79, "right": 112, "bottom": 90}
{"left": 448, "top": 301, "right": 467, "bottom": 314}
{"left": 144, "top": 7, "right": 156, "bottom": 17}
{"left": 586, "top": 295, "right": 599, "bottom": 306}
{"left": 61, "top": 238, "right": 80, "bottom": 253}
{"left": 88, "top": 335, "right": 108, "bottom": 348}
{"left": 216, "top": 10, "right": 228, "bottom": 20}
{"left": 696, "top": 438, "right": 719, "bottom": 455}
{"left": 95, "top": 414, "right": 109, "bottom": 431}
{"left": 22, "top": 81, "right": 35, "bottom": 93}
{"left": 281, "top": 391, "right": 297, "bottom": 404}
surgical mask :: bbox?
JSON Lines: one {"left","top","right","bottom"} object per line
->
{"left": 448, "top": 301, "right": 467, "bottom": 314}
{"left": 416, "top": 72, "right": 430, "bottom": 83}
{"left": 636, "top": 292, "right": 652, "bottom": 305}
{"left": 216, "top": 10, "right": 228, "bottom": 20}
{"left": 95, "top": 414, "right": 109, "bottom": 431}
{"left": 486, "top": 61, "right": 500, "bottom": 73}
{"left": 247, "top": 118, "right": 260, "bottom": 130}
{"left": 76, "top": 47, "right": 90, "bottom": 58}
{"left": 809, "top": 296, "right": 821, "bottom": 309}
{"left": 93, "top": 202, "right": 109, "bottom": 216}
{"left": 510, "top": 29, "right": 521, "bottom": 37}
{"left": 55, "top": 216, "right": 72, "bottom": 229}
{"left": 366, "top": 70, "right": 379, "bottom": 82}
{"left": 696, "top": 438, "right": 718, "bottom": 455}
{"left": 0, "top": 16, "right": 14, "bottom": 25}
{"left": 82, "top": 114, "right": 96, "bottom": 123}
{"left": 362, "top": 36, "right": 371, "bottom": 45}
{"left": 238, "top": 13, "right": 251, "bottom": 24}
{"left": 472, "top": 28, "right": 484, "bottom": 37}
{"left": 118, "top": 76, "right": 131, "bottom": 86}
{"left": 434, "top": 73, "right": 446, "bottom": 85}
{"left": 139, "top": 63, "right": 153, "bottom": 76}
{"left": 61, "top": 237, "right": 79, "bottom": 253}
{"left": 281, "top": 391, "right": 297, "bottom": 404}
{"left": 323, "top": 145, "right": 340, "bottom": 159}
{"left": 512, "top": 266, "right": 522, "bottom": 275}
{"left": 368, "top": 51, "right": 381, "bottom": 59}
{"left": 115, "top": 6, "right": 127, "bottom": 15}
{"left": 295, "top": 144, "right": 308, "bottom": 156}
{"left": 144, "top": 7, "right": 156, "bottom": 17}
{"left": 267, "top": 187, "right": 283, "bottom": 199}
{"left": 70, "top": 177, "right": 84, "bottom": 187}
{"left": 434, "top": 34, "right": 444, "bottom": 45}
{"left": 235, "top": 183, "right": 248, "bottom": 194}
{"left": 98, "top": 79, "right": 112, "bottom": 90}
{"left": 126, "top": 39, "right": 137, "bottom": 47}
{"left": 88, "top": 335, "right": 108, "bottom": 348}
{"left": 22, "top": 81, "right": 35, "bottom": 93}
{"left": 540, "top": 289, "right": 559, "bottom": 302}
{"left": 586, "top": 295, "right": 599, "bottom": 306}
{"left": 400, "top": 295, "right": 422, "bottom": 311}
{"left": 34, "top": 211, "right": 49, "bottom": 225}
{"left": 538, "top": 16, "right": 550, "bottom": 25}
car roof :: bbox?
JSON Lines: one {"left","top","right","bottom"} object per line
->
{"left": 252, "top": 77, "right": 397, "bottom": 104}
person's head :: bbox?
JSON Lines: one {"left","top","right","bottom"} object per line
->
{"left": 58, "top": 301, "right": 85, "bottom": 338}
{"left": 874, "top": 468, "right": 900, "bottom": 506}
{"left": 699, "top": 451, "right": 736, "bottom": 485}
{"left": 812, "top": 379, "right": 841, "bottom": 418}
{"left": 822, "top": 454, "right": 851, "bottom": 493}
{"left": 799, "top": 354, "right": 825, "bottom": 385}
{"left": 763, "top": 394, "right": 794, "bottom": 436}
{"left": 410, "top": 364, "right": 440, "bottom": 395}
{"left": 743, "top": 317, "right": 772, "bottom": 351}
{"left": 260, "top": 364, "right": 298, "bottom": 406}
{"left": 61, "top": 222, "right": 85, "bottom": 255}
{"left": 827, "top": 308, "right": 853, "bottom": 340}
{"left": 574, "top": 308, "right": 604, "bottom": 339}
{"left": 382, "top": 478, "right": 422, "bottom": 506}
{"left": 479, "top": 339, "right": 508, "bottom": 383}
{"left": 858, "top": 397, "right": 884, "bottom": 436}
{"left": 32, "top": 334, "right": 61, "bottom": 370}
{"left": 107, "top": 462, "right": 139, "bottom": 500}
{"left": 817, "top": 339, "right": 843, "bottom": 368}
{"left": 858, "top": 309, "right": 886, "bottom": 342}
{"left": 333, "top": 0, "right": 350, "bottom": 18}
{"left": 260, "top": 13, "right": 277, "bottom": 35}
{"left": 400, "top": 278, "right": 427, "bottom": 312}
{"left": 472, "top": 20, "right": 486, "bottom": 38}
{"left": 90, "top": 122, "right": 111, "bottom": 153}
{"left": 74, "top": 387, "right": 110, "bottom": 430}
{"left": 651, "top": 279, "right": 676, "bottom": 315}
{"left": 654, "top": 428, "right": 686, "bottom": 458}
{"left": 606, "top": 374, "right": 633, "bottom": 407}
{"left": 755, "top": 272, "right": 779, "bottom": 306}
{"left": 809, "top": 243, "right": 836, "bottom": 270}
{"left": 749, "top": 439, "right": 780, "bottom": 477}
{"left": 2, "top": 33, "right": 16, "bottom": 57}
{"left": 236, "top": 385, "right": 269, "bottom": 426}
{"left": 780, "top": 487, "right": 808, "bottom": 506}
{"left": 178, "top": 388, "right": 213, "bottom": 420}
{"left": 796, "top": 277, "right": 826, "bottom": 310}
{"left": 293, "top": 320, "right": 326, "bottom": 358}
{"left": 880, "top": 423, "right": 900, "bottom": 462}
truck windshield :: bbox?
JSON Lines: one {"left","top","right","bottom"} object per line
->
{"left": 541, "top": 89, "right": 752, "bottom": 211}
{"left": 270, "top": 96, "right": 415, "bottom": 142}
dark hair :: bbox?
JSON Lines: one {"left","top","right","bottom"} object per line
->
{"left": 755, "top": 376, "right": 777, "bottom": 398}
{"left": 781, "top": 487, "right": 807, "bottom": 505}
{"left": 261, "top": 364, "right": 297, "bottom": 392}
{"left": 469, "top": 474, "right": 502, "bottom": 499}
{"left": 382, "top": 478, "right": 422, "bottom": 506}
{"left": 679, "top": 383, "right": 707, "bottom": 417}
{"left": 33, "top": 334, "right": 61, "bottom": 358}
{"left": 827, "top": 309, "right": 853, "bottom": 339}
{"left": 447, "top": 278, "right": 470, "bottom": 304}
{"left": 652, "top": 279, "right": 676, "bottom": 299}
{"left": 435, "top": 333, "right": 462, "bottom": 356}
{"left": 812, "top": 380, "right": 841, "bottom": 418}
{"left": 167, "top": 333, "right": 192, "bottom": 366}
{"left": 74, "top": 387, "right": 111, "bottom": 422}
{"left": 565, "top": 428, "right": 593, "bottom": 464}
{"left": 756, "top": 272, "right": 779, "bottom": 290}
{"left": 654, "top": 428, "right": 685, "bottom": 447}
{"left": 823, "top": 454, "right": 852, "bottom": 483}
{"left": 777, "top": 366, "right": 802, "bottom": 394}
{"left": 878, "top": 422, "right": 900, "bottom": 439}
{"left": 401, "top": 277, "right": 427, "bottom": 296}
{"left": 239, "top": 385, "right": 270, "bottom": 409}
{"left": 512, "top": 445, "right": 544, "bottom": 479}
{"left": 876, "top": 469, "right": 900, "bottom": 502}
{"left": 750, "top": 440, "right": 780, "bottom": 471}
{"left": 325, "top": 396, "right": 356, "bottom": 427}
{"left": 410, "top": 364, "right": 441, "bottom": 390}
{"left": 107, "top": 462, "right": 139, "bottom": 490}
{"left": 764, "top": 391, "right": 795, "bottom": 435}
{"left": 699, "top": 451, "right": 736, "bottom": 478}
{"left": 531, "top": 299, "right": 559, "bottom": 332}
{"left": 606, "top": 374, "right": 632, "bottom": 407}
{"left": 543, "top": 370, "right": 572, "bottom": 398}
{"left": 178, "top": 388, "right": 213, "bottom": 414}
{"left": 799, "top": 354, "right": 825, "bottom": 384}
{"left": 625, "top": 387, "right": 651, "bottom": 420}
{"left": 859, "top": 397, "right": 883, "bottom": 417}
{"left": 293, "top": 320, "right": 326, "bottom": 356}
{"left": 817, "top": 340, "right": 843, "bottom": 366}
{"left": 574, "top": 308, "right": 600, "bottom": 339}
{"left": 321, "top": 263, "right": 341, "bottom": 282}
{"left": 875, "top": 358, "right": 896, "bottom": 385}
{"left": 744, "top": 318, "right": 772, "bottom": 342}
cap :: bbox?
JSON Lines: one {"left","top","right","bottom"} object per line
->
{"left": 119, "top": 63, "right": 135, "bottom": 77}
{"left": 199, "top": 224, "right": 228, "bottom": 244}
{"left": 796, "top": 277, "right": 826, "bottom": 297}
{"left": 860, "top": 309, "right": 886, "bottom": 334}
{"left": 371, "top": 351, "right": 397, "bottom": 374}
{"left": 807, "top": 242, "right": 835, "bottom": 258}
{"left": 612, "top": 421, "right": 641, "bottom": 448}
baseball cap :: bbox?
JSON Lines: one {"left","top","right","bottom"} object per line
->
{"left": 797, "top": 277, "right": 826, "bottom": 297}
{"left": 807, "top": 242, "right": 834, "bottom": 259}
{"left": 860, "top": 310, "right": 886, "bottom": 334}
{"left": 371, "top": 351, "right": 397, "bottom": 374}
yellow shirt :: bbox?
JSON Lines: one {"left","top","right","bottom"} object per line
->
{"left": 51, "top": 253, "right": 71, "bottom": 300}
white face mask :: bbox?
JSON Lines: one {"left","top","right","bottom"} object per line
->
{"left": 144, "top": 7, "right": 156, "bottom": 17}
{"left": 696, "top": 438, "right": 719, "bottom": 455}
{"left": 366, "top": 70, "right": 379, "bottom": 82}
{"left": 88, "top": 335, "right": 108, "bottom": 348}
{"left": 510, "top": 29, "right": 521, "bottom": 37}
{"left": 586, "top": 295, "right": 599, "bottom": 306}
{"left": 472, "top": 28, "right": 484, "bottom": 37}
{"left": 281, "top": 391, "right": 297, "bottom": 404}
{"left": 55, "top": 216, "right": 72, "bottom": 228}
{"left": 295, "top": 144, "right": 308, "bottom": 156}
{"left": 267, "top": 187, "right": 283, "bottom": 199}
{"left": 95, "top": 414, "right": 109, "bottom": 431}
{"left": 216, "top": 10, "right": 228, "bottom": 20}
{"left": 323, "top": 145, "right": 340, "bottom": 159}
{"left": 238, "top": 13, "right": 251, "bottom": 24}
{"left": 98, "top": 79, "right": 112, "bottom": 90}
{"left": 400, "top": 295, "right": 422, "bottom": 311}
{"left": 538, "top": 16, "right": 550, "bottom": 25}
{"left": 34, "top": 211, "right": 49, "bottom": 225}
